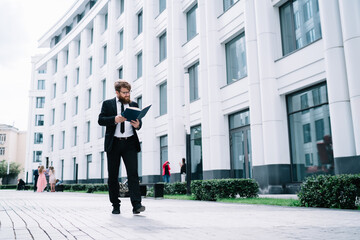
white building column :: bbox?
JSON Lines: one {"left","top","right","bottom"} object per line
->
{"left": 338, "top": 0, "right": 360, "bottom": 156}
{"left": 253, "top": 0, "right": 290, "bottom": 193}
{"left": 244, "top": 0, "right": 264, "bottom": 167}
{"left": 318, "top": 0, "right": 356, "bottom": 167}
{"left": 168, "top": 0, "right": 186, "bottom": 179}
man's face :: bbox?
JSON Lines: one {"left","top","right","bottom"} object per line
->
{"left": 116, "top": 87, "right": 131, "bottom": 103}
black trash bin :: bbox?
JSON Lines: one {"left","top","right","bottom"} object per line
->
{"left": 154, "top": 183, "right": 164, "bottom": 198}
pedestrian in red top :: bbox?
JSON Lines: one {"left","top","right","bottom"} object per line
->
{"left": 162, "top": 161, "right": 171, "bottom": 183}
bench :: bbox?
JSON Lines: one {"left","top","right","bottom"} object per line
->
{"left": 139, "top": 183, "right": 164, "bottom": 198}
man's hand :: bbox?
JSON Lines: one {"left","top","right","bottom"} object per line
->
{"left": 130, "top": 119, "right": 140, "bottom": 129}
{"left": 115, "top": 115, "right": 126, "bottom": 123}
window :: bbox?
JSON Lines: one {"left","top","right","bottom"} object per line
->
{"left": 190, "top": 125, "right": 203, "bottom": 180}
{"left": 189, "top": 62, "right": 199, "bottom": 102}
{"left": 86, "top": 154, "right": 92, "bottom": 179}
{"left": 50, "top": 135, "right": 54, "bottom": 151}
{"left": 52, "top": 83, "right": 56, "bottom": 99}
{"left": 223, "top": 0, "right": 239, "bottom": 12}
{"left": 280, "top": 0, "right": 321, "bottom": 56}
{"left": 33, "top": 151, "right": 42, "bottom": 162}
{"left": 66, "top": 50, "right": 69, "bottom": 65}
{"left": 159, "top": 0, "right": 166, "bottom": 14}
{"left": 51, "top": 108, "right": 55, "bottom": 125}
{"left": 101, "top": 126, "right": 105, "bottom": 138}
{"left": 287, "top": 83, "right": 333, "bottom": 182}
{"left": 54, "top": 58, "right": 58, "bottom": 73}
{"left": 0, "top": 147, "right": 5, "bottom": 155}
{"left": 73, "top": 126, "right": 77, "bottom": 146}
{"left": 73, "top": 157, "right": 77, "bottom": 180}
{"left": 86, "top": 121, "right": 91, "bottom": 142}
{"left": 160, "top": 135, "right": 168, "bottom": 174}
{"left": 87, "top": 89, "right": 92, "bottom": 109}
{"left": 119, "top": 30, "right": 124, "bottom": 52}
{"left": 76, "top": 67, "right": 80, "bottom": 85}
{"left": 61, "top": 131, "right": 65, "bottom": 149}
{"left": 104, "top": 13, "right": 108, "bottom": 31}
{"left": 137, "top": 10, "right": 143, "bottom": 35}
{"left": 0, "top": 134, "right": 6, "bottom": 144}
{"left": 137, "top": 96, "right": 142, "bottom": 109}
{"left": 62, "top": 103, "right": 66, "bottom": 121}
{"left": 77, "top": 40, "right": 81, "bottom": 56}
{"left": 119, "top": 0, "right": 124, "bottom": 16}
{"left": 90, "top": 28, "right": 94, "bottom": 44}
{"left": 103, "top": 45, "right": 107, "bottom": 65}
{"left": 186, "top": 4, "right": 197, "bottom": 41}
{"left": 74, "top": 96, "right": 78, "bottom": 115}
{"left": 34, "top": 133, "right": 43, "bottom": 144}
{"left": 118, "top": 67, "right": 123, "bottom": 79}
{"left": 100, "top": 151, "right": 105, "bottom": 179}
{"left": 225, "top": 33, "right": 247, "bottom": 84}
{"left": 35, "top": 115, "right": 44, "bottom": 126}
{"left": 101, "top": 79, "right": 106, "bottom": 101}
{"left": 159, "top": 82, "right": 167, "bottom": 115}
{"left": 36, "top": 97, "right": 45, "bottom": 108}
{"left": 38, "top": 69, "right": 46, "bottom": 74}
{"left": 89, "top": 57, "right": 93, "bottom": 76}
{"left": 137, "top": 52, "right": 143, "bottom": 78}
{"left": 37, "top": 80, "right": 45, "bottom": 90}
{"left": 63, "top": 76, "right": 67, "bottom": 93}
{"left": 159, "top": 32, "right": 167, "bottom": 62}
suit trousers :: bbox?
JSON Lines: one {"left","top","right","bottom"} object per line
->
{"left": 106, "top": 136, "right": 141, "bottom": 208}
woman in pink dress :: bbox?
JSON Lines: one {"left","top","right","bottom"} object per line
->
{"left": 49, "top": 166, "right": 56, "bottom": 192}
{"left": 36, "top": 166, "right": 47, "bottom": 192}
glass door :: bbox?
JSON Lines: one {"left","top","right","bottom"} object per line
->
{"left": 230, "top": 126, "right": 252, "bottom": 178}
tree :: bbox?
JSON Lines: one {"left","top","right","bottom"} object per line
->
{"left": 0, "top": 160, "right": 21, "bottom": 179}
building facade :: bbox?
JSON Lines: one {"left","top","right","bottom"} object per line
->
{"left": 26, "top": 0, "right": 360, "bottom": 193}
{"left": 0, "top": 124, "right": 26, "bottom": 183}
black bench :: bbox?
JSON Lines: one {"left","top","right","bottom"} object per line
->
{"left": 139, "top": 183, "right": 164, "bottom": 198}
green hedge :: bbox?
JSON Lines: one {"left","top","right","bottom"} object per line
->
{"left": 164, "top": 182, "right": 187, "bottom": 195}
{"left": 298, "top": 174, "right": 360, "bottom": 209}
{"left": 0, "top": 184, "right": 17, "bottom": 189}
{"left": 191, "top": 179, "right": 259, "bottom": 201}
{"left": 64, "top": 184, "right": 108, "bottom": 193}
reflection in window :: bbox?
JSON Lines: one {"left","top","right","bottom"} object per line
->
{"left": 190, "top": 125, "right": 203, "bottom": 180}
{"left": 225, "top": 33, "right": 247, "bottom": 84}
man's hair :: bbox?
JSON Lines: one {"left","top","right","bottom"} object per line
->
{"left": 114, "top": 80, "right": 131, "bottom": 92}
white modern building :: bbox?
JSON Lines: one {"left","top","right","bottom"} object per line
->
{"left": 26, "top": 0, "right": 360, "bottom": 193}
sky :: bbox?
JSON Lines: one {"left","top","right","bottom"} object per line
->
{"left": 0, "top": 0, "right": 77, "bottom": 131}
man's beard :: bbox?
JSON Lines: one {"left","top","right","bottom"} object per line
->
{"left": 118, "top": 95, "right": 131, "bottom": 104}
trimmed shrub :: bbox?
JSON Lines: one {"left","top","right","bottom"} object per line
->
{"left": 298, "top": 174, "right": 360, "bottom": 209}
{"left": 191, "top": 179, "right": 259, "bottom": 201}
{"left": 164, "top": 182, "right": 187, "bottom": 195}
{"left": 0, "top": 184, "right": 17, "bottom": 189}
{"left": 71, "top": 184, "right": 87, "bottom": 191}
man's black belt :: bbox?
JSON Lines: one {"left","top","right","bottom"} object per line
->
{"left": 115, "top": 135, "right": 134, "bottom": 140}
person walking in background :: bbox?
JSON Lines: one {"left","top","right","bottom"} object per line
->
{"left": 98, "top": 80, "right": 145, "bottom": 215}
{"left": 162, "top": 161, "right": 171, "bottom": 183}
{"left": 44, "top": 167, "right": 50, "bottom": 192}
{"left": 49, "top": 166, "right": 56, "bottom": 192}
{"left": 36, "top": 166, "right": 47, "bottom": 192}
{"left": 179, "top": 158, "right": 186, "bottom": 182}
{"left": 33, "top": 166, "right": 39, "bottom": 192}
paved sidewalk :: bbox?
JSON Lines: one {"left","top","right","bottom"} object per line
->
{"left": 0, "top": 190, "right": 359, "bottom": 240}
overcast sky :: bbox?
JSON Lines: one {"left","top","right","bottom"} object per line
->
{"left": 0, "top": 0, "right": 76, "bottom": 131}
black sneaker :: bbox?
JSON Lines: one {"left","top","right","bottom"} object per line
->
{"left": 132, "top": 205, "right": 145, "bottom": 214}
{"left": 112, "top": 206, "right": 120, "bottom": 214}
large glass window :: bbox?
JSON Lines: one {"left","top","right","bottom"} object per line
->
{"left": 103, "top": 45, "right": 107, "bottom": 65}
{"left": 287, "top": 83, "right": 333, "bottom": 182}
{"left": 225, "top": 33, "right": 247, "bottom": 84}
{"left": 74, "top": 96, "right": 78, "bottom": 115}
{"left": 159, "top": 0, "right": 166, "bottom": 14}
{"left": 159, "top": 82, "right": 167, "bottom": 116}
{"left": 229, "top": 110, "right": 252, "bottom": 179}
{"left": 89, "top": 57, "right": 93, "bottom": 76}
{"left": 73, "top": 126, "right": 77, "bottom": 146}
{"left": 223, "top": 0, "right": 239, "bottom": 12}
{"left": 33, "top": 151, "right": 42, "bottom": 162}
{"left": 280, "top": 0, "right": 321, "bottom": 56}
{"left": 52, "top": 83, "right": 56, "bottom": 99}
{"left": 62, "top": 103, "right": 66, "bottom": 121}
{"left": 118, "top": 67, "right": 123, "bottom": 79}
{"left": 0, "top": 134, "right": 6, "bottom": 144}
{"left": 87, "top": 88, "right": 92, "bottom": 109}
{"left": 159, "top": 32, "right": 167, "bottom": 62}
{"left": 51, "top": 109, "right": 55, "bottom": 125}
{"left": 76, "top": 67, "right": 80, "bottom": 85}
{"left": 35, "top": 114, "right": 44, "bottom": 126}
{"left": 63, "top": 76, "right": 67, "bottom": 93}
{"left": 119, "top": 0, "right": 124, "bottom": 16}
{"left": 61, "top": 131, "right": 65, "bottom": 149}
{"left": 37, "top": 80, "right": 45, "bottom": 90}
{"left": 86, "top": 121, "right": 91, "bottom": 142}
{"left": 137, "top": 52, "right": 143, "bottom": 78}
{"left": 160, "top": 135, "right": 168, "bottom": 175}
{"left": 104, "top": 13, "right": 108, "bottom": 31}
{"left": 119, "top": 30, "right": 124, "bottom": 52}
{"left": 138, "top": 10, "right": 143, "bottom": 35}
{"left": 101, "top": 79, "right": 106, "bottom": 101}
{"left": 34, "top": 133, "right": 43, "bottom": 144}
{"left": 0, "top": 147, "right": 5, "bottom": 155}
{"left": 86, "top": 154, "right": 92, "bottom": 179}
{"left": 189, "top": 62, "right": 199, "bottom": 102}
{"left": 50, "top": 135, "right": 54, "bottom": 152}
{"left": 190, "top": 125, "right": 203, "bottom": 180}
{"left": 186, "top": 4, "right": 197, "bottom": 41}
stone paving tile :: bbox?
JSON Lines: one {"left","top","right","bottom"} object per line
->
{"left": 1, "top": 190, "right": 360, "bottom": 240}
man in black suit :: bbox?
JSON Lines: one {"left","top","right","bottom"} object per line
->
{"left": 33, "top": 166, "right": 39, "bottom": 192}
{"left": 98, "top": 80, "right": 145, "bottom": 215}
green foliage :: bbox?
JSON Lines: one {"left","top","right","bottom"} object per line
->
{"left": 0, "top": 160, "right": 21, "bottom": 178}
{"left": 164, "top": 182, "right": 187, "bottom": 195}
{"left": 0, "top": 184, "right": 17, "bottom": 189}
{"left": 67, "top": 183, "right": 108, "bottom": 192}
{"left": 191, "top": 179, "right": 259, "bottom": 201}
{"left": 298, "top": 174, "right": 360, "bottom": 209}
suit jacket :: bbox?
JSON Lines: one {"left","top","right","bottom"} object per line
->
{"left": 98, "top": 97, "right": 142, "bottom": 152}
